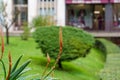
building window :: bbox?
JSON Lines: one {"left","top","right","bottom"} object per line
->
{"left": 113, "top": 4, "right": 120, "bottom": 28}
{"left": 52, "top": 7, "right": 54, "bottom": 15}
{"left": 44, "top": 8, "right": 46, "bottom": 15}
{"left": 21, "top": 11, "right": 27, "bottom": 22}
{"left": 67, "top": 4, "right": 94, "bottom": 29}
{"left": 48, "top": 8, "right": 50, "bottom": 15}
{"left": 40, "top": 8, "right": 42, "bottom": 15}
{"left": 14, "top": 0, "right": 28, "bottom": 4}
{"left": 38, "top": 0, "right": 56, "bottom": 25}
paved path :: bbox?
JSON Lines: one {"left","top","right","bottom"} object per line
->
{"left": 99, "top": 54, "right": 120, "bottom": 80}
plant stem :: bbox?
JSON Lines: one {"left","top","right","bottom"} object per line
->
{"left": 0, "top": 59, "right": 6, "bottom": 79}
{"left": 42, "top": 27, "right": 63, "bottom": 80}
{"left": 41, "top": 62, "right": 50, "bottom": 79}
{"left": 42, "top": 52, "right": 62, "bottom": 80}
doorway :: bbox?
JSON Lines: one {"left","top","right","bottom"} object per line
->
{"left": 93, "top": 4, "right": 105, "bottom": 30}
{"left": 14, "top": 0, "right": 28, "bottom": 30}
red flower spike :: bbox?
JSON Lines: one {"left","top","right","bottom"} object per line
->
{"left": 8, "top": 51, "right": 12, "bottom": 66}
{"left": 47, "top": 53, "right": 51, "bottom": 63}
{"left": 6, "top": 51, "right": 12, "bottom": 80}
{"left": 0, "top": 28, "right": 4, "bottom": 59}
{"left": 59, "top": 27, "right": 63, "bottom": 53}
{"left": 1, "top": 36, "right": 4, "bottom": 54}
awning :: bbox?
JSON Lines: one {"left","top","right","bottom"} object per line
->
{"left": 66, "top": 0, "right": 120, "bottom": 4}
{"left": 66, "top": 0, "right": 108, "bottom": 4}
{"left": 110, "top": 0, "right": 120, "bottom": 3}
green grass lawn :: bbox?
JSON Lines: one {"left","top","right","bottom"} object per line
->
{"left": 0, "top": 37, "right": 105, "bottom": 80}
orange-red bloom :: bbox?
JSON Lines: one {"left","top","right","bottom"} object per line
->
{"left": 47, "top": 53, "right": 51, "bottom": 63}
{"left": 6, "top": 51, "right": 12, "bottom": 80}
{"left": 1, "top": 36, "right": 4, "bottom": 54}
{"left": 0, "top": 28, "right": 4, "bottom": 59}
{"left": 8, "top": 51, "right": 12, "bottom": 66}
{"left": 59, "top": 27, "right": 63, "bottom": 53}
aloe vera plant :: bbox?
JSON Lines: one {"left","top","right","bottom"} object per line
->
{"left": 0, "top": 53, "right": 31, "bottom": 80}
{"left": 0, "top": 28, "right": 31, "bottom": 80}
{"left": 0, "top": 54, "right": 31, "bottom": 80}
{"left": 0, "top": 27, "right": 63, "bottom": 80}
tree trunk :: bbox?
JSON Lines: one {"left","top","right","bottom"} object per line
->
{"left": 6, "top": 28, "right": 9, "bottom": 45}
{"left": 58, "top": 59, "right": 62, "bottom": 69}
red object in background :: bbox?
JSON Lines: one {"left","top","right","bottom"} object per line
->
{"left": 114, "top": 21, "right": 118, "bottom": 26}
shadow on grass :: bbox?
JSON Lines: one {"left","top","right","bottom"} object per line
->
{"left": 29, "top": 56, "right": 90, "bottom": 74}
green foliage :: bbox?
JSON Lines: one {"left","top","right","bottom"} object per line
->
{"left": 9, "top": 59, "right": 31, "bottom": 80}
{"left": 33, "top": 26, "right": 95, "bottom": 61}
{"left": 32, "top": 16, "right": 54, "bottom": 28}
{"left": 0, "top": 59, "right": 6, "bottom": 79}
{"left": 0, "top": 37, "right": 105, "bottom": 80}
{"left": 21, "top": 22, "right": 30, "bottom": 40}
{"left": 95, "top": 38, "right": 120, "bottom": 62}
{"left": 95, "top": 38, "right": 120, "bottom": 54}
{"left": 95, "top": 39, "right": 107, "bottom": 55}
{"left": 32, "top": 77, "right": 59, "bottom": 80}
{"left": 0, "top": 55, "right": 31, "bottom": 80}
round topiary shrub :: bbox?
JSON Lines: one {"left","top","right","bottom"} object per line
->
{"left": 33, "top": 26, "right": 95, "bottom": 68}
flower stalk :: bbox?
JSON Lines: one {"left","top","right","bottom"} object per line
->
{"left": 0, "top": 28, "right": 4, "bottom": 59}
{"left": 41, "top": 53, "right": 51, "bottom": 79}
{"left": 0, "top": 28, "right": 6, "bottom": 79}
{"left": 41, "top": 27, "right": 63, "bottom": 80}
{"left": 6, "top": 51, "right": 12, "bottom": 80}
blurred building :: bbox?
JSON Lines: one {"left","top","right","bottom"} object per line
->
{"left": 3, "top": 0, "right": 58, "bottom": 32}
{"left": 2, "top": 0, "right": 120, "bottom": 32}
{"left": 66, "top": 0, "right": 120, "bottom": 31}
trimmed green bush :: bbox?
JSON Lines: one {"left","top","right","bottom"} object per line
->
{"left": 95, "top": 39, "right": 107, "bottom": 54}
{"left": 33, "top": 26, "right": 95, "bottom": 67}
{"left": 95, "top": 39, "right": 107, "bottom": 61}
{"left": 95, "top": 39, "right": 120, "bottom": 54}
{"left": 95, "top": 39, "right": 120, "bottom": 61}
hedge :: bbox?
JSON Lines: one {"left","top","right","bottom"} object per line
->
{"left": 33, "top": 26, "right": 95, "bottom": 62}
